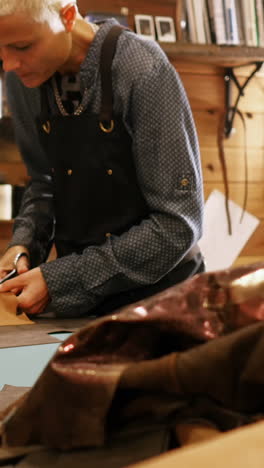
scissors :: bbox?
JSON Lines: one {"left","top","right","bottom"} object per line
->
{"left": 0, "top": 268, "right": 17, "bottom": 285}
{"left": 0, "top": 252, "right": 28, "bottom": 285}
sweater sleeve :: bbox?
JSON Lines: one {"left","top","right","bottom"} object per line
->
{"left": 6, "top": 72, "right": 55, "bottom": 266}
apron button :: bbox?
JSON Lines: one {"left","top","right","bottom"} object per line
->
{"left": 107, "top": 169, "right": 113, "bottom": 176}
{"left": 67, "top": 169, "right": 73, "bottom": 176}
{"left": 105, "top": 232, "right": 111, "bottom": 238}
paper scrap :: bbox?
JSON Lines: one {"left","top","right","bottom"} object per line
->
{"left": 0, "top": 293, "right": 34, "bottom": 326}
{"left": 198, "top": 190, "right": 260, "bottom": 272}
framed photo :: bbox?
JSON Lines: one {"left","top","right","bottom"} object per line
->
{"left": 155, "top": 16, "right": 176, "bottom": 43}
{"left": 134, "top": 15, "right": 156, "bottom": 40}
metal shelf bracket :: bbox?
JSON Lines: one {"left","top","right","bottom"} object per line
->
{"left": 224, "top": 61, "right": 263, "bottom": 138}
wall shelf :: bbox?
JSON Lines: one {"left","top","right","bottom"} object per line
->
{"left": 161, "top": 43, "right": 264, "bottom": 68}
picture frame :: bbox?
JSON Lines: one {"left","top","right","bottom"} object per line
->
{"left": 134, "top": 15, "right": 156, "bottom": 40}
{"left": 155, "top": 16, "right": 176, "bottom": 43}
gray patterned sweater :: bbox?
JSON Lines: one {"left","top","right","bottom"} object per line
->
{"left": 6, "top": 19, "right": 204, "bottom": 317}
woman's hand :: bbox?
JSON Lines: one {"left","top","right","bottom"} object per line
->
{"left": 0, "top": 267, "right": 50, "bottom": 315}
{"left": 0, "top": 245, "right": 30, "bottom": 279}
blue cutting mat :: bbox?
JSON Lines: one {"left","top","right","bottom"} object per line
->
{"left": 0, "top": 332, "right": 72, "bottom": 389}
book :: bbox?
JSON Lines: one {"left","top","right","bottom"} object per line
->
{"left": 192, "top": 0, "right": 207, "bottom": 43}
{"left": 185, "top": 0, "right": 198, "bottom": 42}
{"left": 208, "top": 0, "right": 227, "bottom": 44}
{"left": 241, "top": 0, "right": 258, "bottom": 45}
{"left": 249, "top": 0, "right": 259, "bottom": 45}
{"left": 224, "top": 0, "right": 240, "bottom": 44}
{"left": 255, "top": 0, "right": 264, "bottom": 46}
{"left": 181, "top": 2, "right": 189, "bottom": 42}
{"left": 206, "top": 0, "right": 217, "bottom": 42}
{"left": 203, "top": 2, "right": 213, "bottom": 43}
{"left": 235, "top": 0, "right": 246, "bottom": 44}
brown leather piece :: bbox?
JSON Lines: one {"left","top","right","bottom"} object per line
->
{"left": 0, "top": 293, "right": 33, "bottom": 326}
{"left": 0, "top": 428, "right": 168, "bottom": 467}
{"left": 1, "top": 262, "right": 264, "bottom": 451}
{"left": 0, "top": 444, "right": 43, "bottom": 465}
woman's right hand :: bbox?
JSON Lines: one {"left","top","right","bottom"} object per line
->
{"left": 0, "top": 245, "right": 30, "bottom": 280}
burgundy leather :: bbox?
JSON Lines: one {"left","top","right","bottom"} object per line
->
{"left": 1, "top": 262, "right": 264, "bottom": 450}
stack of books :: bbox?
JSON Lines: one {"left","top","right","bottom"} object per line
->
{"left": 184, "top": 0, "right": 264, "bottom": 46}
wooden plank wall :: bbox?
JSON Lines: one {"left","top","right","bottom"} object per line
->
{"left": 173, "top": 61, "right": 264, "bottom": 266}
{"left": 0, "top": 0, "right": 263, "bottom": 266}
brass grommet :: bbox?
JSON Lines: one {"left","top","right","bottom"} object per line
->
{"left": 42, "top": 121, "right": 51, "bottom": 134}
{"left": 99, "top": 120, "right": 114, "bottom": 133}
{"left": 181, "top": 178, "right": 189, "bottom": 187}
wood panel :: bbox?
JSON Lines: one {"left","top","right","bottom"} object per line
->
{"left": 230, "top": 78, "right": 264, "bottom": 113}
{"left": 239, "top": 222, "right": 264, "bottom": 255}
{"left": 201, "top": 147, "right": 264, "bottom": 183}
{"left": 233, "top": 255, "right": 264, "bottom": 266}
{"left": 0, "top": 140, "right": 21, "bottom": 162}
{"left": 204, "top": 183, "right": 264, "bottom": 219}
{"left": 0, "top": 221, "right": 12, "bottom": 256}
{"left": 0, "top": 162, "right": 28, "bottom": 185}
{"left": 193, "top": 110, "right": 264, "bottom": 148}
{"left": 77, "top": 0, "right": 177, "bottom": 30}
{"left": 180, "top": 74, "right": 225, "bottom": 110}
{"left": 181, "top": 73, "right": 264, "bottom": 113}
{"left": 172, "top": 61, "right": 222, "bottom": 76}
{"left": 0, "top": 221, "right": 57, "bottom": 261}
{"left": 77, "top": 0, "right": 124, "bottom": 16}
{"left": 0, "top": 220, "right": 13, "bottom": 238}
{"left": 125, "top": 0, "right": 176, "bottom": 18}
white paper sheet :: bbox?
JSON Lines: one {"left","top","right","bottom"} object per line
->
{"left": 198, "top": 190, "right": 260, "bottom": 272}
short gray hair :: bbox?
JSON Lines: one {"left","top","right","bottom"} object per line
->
{"left": 0, "top": 0, "right": 77, "bottom": 23}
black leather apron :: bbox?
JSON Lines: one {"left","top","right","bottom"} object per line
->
{"left": 37, "top": 25, "right": 204, "bottom": 313}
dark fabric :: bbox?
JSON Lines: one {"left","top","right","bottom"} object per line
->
{"left": 38, "top": 112, "right": 149, "bottom": 251}
{"left": 37, "top": 26, "right": 148, "bottom": 252}
{"left": 88, "top": 252, "right": 205, "bottom": 317}
{"left": 0, "top": 426, "right": 170, "bottom": 467}
{"left": 2, "top": 263, "right": 264, "bottom": 451}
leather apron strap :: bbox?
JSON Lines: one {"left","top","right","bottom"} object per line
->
{"left": 99, "top": 25, "right": 126, "bottom": 125}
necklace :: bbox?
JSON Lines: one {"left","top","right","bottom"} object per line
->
{"left": 52, "top": 23, "right": 99, "bottom": 116}
{"left": 52, "top": 75, "right": 89, "bottom": 116}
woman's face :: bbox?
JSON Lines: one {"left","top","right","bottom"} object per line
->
{"left": 0, "top": 11, "right": 73, "bottom": 88}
